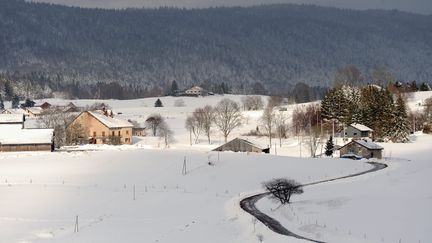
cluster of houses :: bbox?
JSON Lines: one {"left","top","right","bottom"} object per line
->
{"left": 213, "top": 123, "right": 383, "bottom": 159}
{"left": 0, "top": 99, "right": 383, "bottom": 160}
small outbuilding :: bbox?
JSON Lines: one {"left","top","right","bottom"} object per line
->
{"left": 213, "top": 138, "right": 270, "bottom": 154}
{"left": 345, "top": 123, "right": 373, "bottom": 138}
{"left": 339, "top": 139, "right": 383, "bottom": 159}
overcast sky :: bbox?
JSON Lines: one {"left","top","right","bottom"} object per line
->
{"left": 30, "top": 0, "right": 432, "bottom": 15}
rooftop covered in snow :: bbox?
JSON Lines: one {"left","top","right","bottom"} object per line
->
{"left": 349, "top": 123, "right": 373, "bottom": 132}
{"left": 88, "top": 111, "right": 133, "bottom": 129}
{"left": 0, "top": 114, "right": 25, "bottom": 124}
{"left": 0, "top": 127, "right": 54, "bottom": 145}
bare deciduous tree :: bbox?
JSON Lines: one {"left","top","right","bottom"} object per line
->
{"left": 38, "top": 108, "right": 75, "bottom": 147}
{"left": 241, "top": 96, "right": 264, "bottom": 111}
{"left": 145, "top": 114, "right": 164, "bottom": 136}
{"left": 260, "top": 106, "right": 275, "bottom": 147}
{"left": 185, "top": 114, "right": 202, "bottom": 144}
{"left": 214, "top": 98, "right": 243, "bottom": 143}
{"left": 158, "top": 121, "right": 174, "bottom": 147}
{"left": 197, "top": 105, "right": 214, "bottom": 144}
{"left": 263, "top": 178, "right": 304, "bottom": 204}
{"left": 275, "top": 111, "right": 289, "bottom": 147}
{"left": 66, "top": 122, "right": 86, "bottom": 145}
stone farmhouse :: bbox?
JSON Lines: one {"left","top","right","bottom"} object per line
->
{"left": 339, "top": 139, "right": 383, "bottom": 159}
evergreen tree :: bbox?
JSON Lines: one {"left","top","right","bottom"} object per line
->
{"left": 420, "top": 82, "right": 431, "bottom": 91}
{"left": 171, "top": 80, "right": 179, "bottom": 96}
{"left": 11, "top": 95, "right": 20, "bottom": 108}
{"left": 387, "top": 95, "right": 411, "bottom": 142}
{"left": 154, "top": 98, "right": 163, "bottom": 107}
{"left": 325, "top": 136, "right": 334, "bottom": 157}
{"left": 24, "top": 98, "right": 35, "bottom": 108}
{"left": 4, "top": 80, "right": 13, "bottom": 101}
{"left": 0, "top": 94, "right": 4, "bottom": 110}
{"left": 359, "top": 86, "right": 394, "bottom": 139}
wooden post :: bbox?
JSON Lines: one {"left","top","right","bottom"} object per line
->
{"left": 74, "top": 215, "right": 79, "bottom": 233}
{"left": 133, "top": 185, "right": 136, "bottom": 200}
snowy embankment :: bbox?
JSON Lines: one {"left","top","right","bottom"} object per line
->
{"left": 256, "top": 134, "right": 432, "bottom": 243}
{"left": 0, "top": 150, "right": 365, "bottom": 243}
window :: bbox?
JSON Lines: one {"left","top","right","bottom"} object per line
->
{"left": 102, "top": 131, "right": 105, "bottom": 137}
{"left": 112, "top": 131, "right": 115, "bottom": 136}
{"left": 93, "top": 132, "right": 96, "bottom": 137}
{"left": 118, "top": 131, "right": 121, "bottom": 136}
{"left": 126, "top": 130, "right": 129, "bottom": 135}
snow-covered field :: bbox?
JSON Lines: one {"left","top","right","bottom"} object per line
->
{"left": 1, "top": 92, "right": 431, "bottom": 243}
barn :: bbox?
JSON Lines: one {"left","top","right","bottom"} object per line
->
{"left": 213, "top": 138, "right": 270, "bottom": 153}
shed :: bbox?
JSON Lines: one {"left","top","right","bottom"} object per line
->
{"left": 339, "top": 139, "right": 383, "bottom": 159}
{"left": 0, "top": 126, "right": 54, "bottom": 152}
{"left": 345, "top": 123, "right": 373, "bottom": 138}
{"left": 213, "top": 138, "right": 270, "bottom": 153}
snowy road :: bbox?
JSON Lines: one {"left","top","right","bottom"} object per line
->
{"left": 240, "top": 161, "right": 388, "bottom": 243}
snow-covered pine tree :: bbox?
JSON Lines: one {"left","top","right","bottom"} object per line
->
{"left": 154, "top": 98, "right": 163, "bottom": 107}
{"left": 325, "top": 136, "right": 334, "bottom": 157}
{"left": 387, "top": 95, "right": 411, "bottom": 142}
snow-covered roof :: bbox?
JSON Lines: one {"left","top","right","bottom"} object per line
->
{"left": 350, "top": 123, "right": 373, "bottom": 132}
{"left": 340, "top": 139, "right": 383, "bottom": 151}
{"left": 2, "top": 108, "right": 27, "bottom": 115}
{"left": 26, "top": 107, "right": 44, "bottom": 115}
{"left": 0, "top": 114, "right": 24, "bottom": 124}
{"left": 0, "top": 127, "right": 53, "bottom": 145}
{"left": 215, "top": 137, "right": 269, "bottom": 150}
{"left": 186, "top": 86, "right": 206, "bottom": 92}
{"left": 88, "top": 111, "right": 133, "bottom": 129}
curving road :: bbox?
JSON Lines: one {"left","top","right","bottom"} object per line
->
{"left": 240, "top": 162, "right": 387, "bottom": 243}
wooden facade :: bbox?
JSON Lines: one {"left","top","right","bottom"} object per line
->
{"left": 0, "top": 144, "right": 53, "bottom": 152}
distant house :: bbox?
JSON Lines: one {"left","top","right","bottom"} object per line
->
{"left": 339, "top": 139, "right": 383, "bottom": 159}
{"left": 0, "top": 114, "right": 25, "bottom": 128}
{"left": 133, "top": 127, "right": 146, "bottom": 136}
{"left": 62, "top": 102, "right": 80, "bottom": 113}
{"left": 184, "top": 86, "right": 208, "bottom": 96}
{"left": 0, "top": 114, "right": 54, "bottom": 152}
{"left": 345, "top": 123, "right": 373, "bottom": 138}
{"left": 2, "top": 108, "right": 27, "bottom": 116}
{"left": 67, "top": 110, "right": 134, "bottom": 145}
{"left": 25, "top": 107, "right": 44, "bottom": 117}
{"left": 36, "top": 102, "right": 52, "bottom": 110}
{"left": 213, "top": 138, "right": 270, "bottom": 153}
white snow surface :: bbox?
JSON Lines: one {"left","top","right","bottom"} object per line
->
{"left": 0, "top": 93, "right": 430, "bottom": 243}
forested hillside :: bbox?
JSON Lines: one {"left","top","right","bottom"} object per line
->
{"left": 1, "top": 0, "right": 432, "bottom": 98}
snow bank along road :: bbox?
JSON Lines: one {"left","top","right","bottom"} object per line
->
{"left": 240, "top": 161, "right": 388, "bottom": 243}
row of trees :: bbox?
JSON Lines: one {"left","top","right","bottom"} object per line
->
{"left": 321, "top": 85, "right": 411, "bottom": 142}
{"left": 185, "top": 99, "right": 243, "bottom": 145}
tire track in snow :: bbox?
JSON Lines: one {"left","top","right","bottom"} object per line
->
{"left": 240, "top": 161, "right": 387, "bottom": 243}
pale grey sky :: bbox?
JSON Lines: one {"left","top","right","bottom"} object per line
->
{"left": 30, "top": 0, "right": 432, "bottom": 14}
